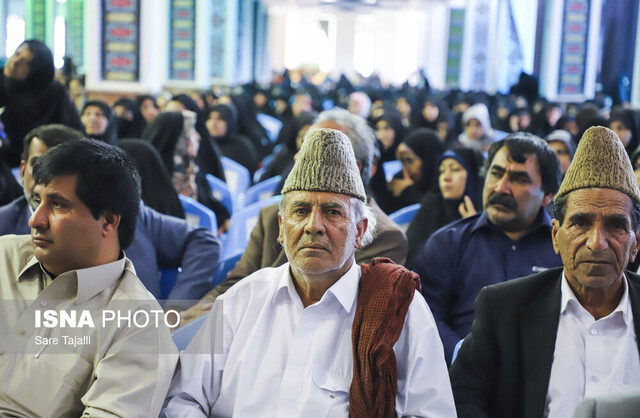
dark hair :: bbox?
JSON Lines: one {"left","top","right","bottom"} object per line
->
{"left": 32, "top": 139, "right": 141, "bottom": 249}
{"left": 23, "top": 124, "right": 84, "bottom": 160}
{"left": 554, "top": 192, "right": 640, "bottom": 232}
{"left": 484, "top": 131, "right": 562, "bottom": 195}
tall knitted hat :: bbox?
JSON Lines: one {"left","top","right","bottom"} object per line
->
{"left": 281, "top": 128, "right": 366, "bottom": 201}
{"left": 555, "top": 126, "right": 640, "bottom": 203}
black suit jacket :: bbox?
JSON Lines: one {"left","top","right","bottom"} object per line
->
{"left": 449, "top": 267, "right": 640, "bottom": 418}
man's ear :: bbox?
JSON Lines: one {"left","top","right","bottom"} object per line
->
{"left": 19, "top": 160, "right": 26, "bottom": 181}
{"left": 277, "top": 212, "right": 284, "bottom": 245}
{"left": 542, "top": 192, "right": 554, "bottom": 208}
{"left": 354, "top": 218, "right": 368, "bottom": 249}
{"left": 102, "top": 212, "right": 121, "bottom": 238}
{"left": 551, "top": 218, "right": 560, "bottom": 255}
{"left": 630, "top": 230, "right": 640, "bottom": 263}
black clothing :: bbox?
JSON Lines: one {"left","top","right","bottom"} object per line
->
{"left": 118, "top": 138, "right": 185, "bottom": 219}
{"left": 208, "top": 104, "right": 259, "bottom": 178}
{"left": 114, "top": 98, "right": 146, "bottom": 139}
{"left": 0, "top": 40, "right": 82, "bottom": 166}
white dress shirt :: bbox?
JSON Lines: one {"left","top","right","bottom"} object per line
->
{"left": 163, "top": 262, "right": 456, "bottom": 417}
{"left": 545, "top": 272, "right": 640, "bottom": 418}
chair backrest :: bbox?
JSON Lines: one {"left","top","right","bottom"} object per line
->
{"left": 243, "top": 176, "right": 282, "bottom": 207}
{"left": 256, "top": 113, "right": 283, "bottom": 143}
{"left": 172, "top": 314, "right": 207, "bottom": 351}
{"left": 382, "top": 160, "right": 403, "bottom": 182}
{"left": 221, "top": 156, "right": 251, "bottom": 197}
{"left": 178, "top": 194, "right": 218, "bottom": 236}
{"left": 206, "top": 174, "right": 234, "bottom": 215}
{"left": 389, "top": 203, "right": 421, "bottom": 233}
{"left": 212, "top": 252, "right": 243, "bottom": 287}
{"left": 220, "top": 195, "right": 282, "bottom": 260}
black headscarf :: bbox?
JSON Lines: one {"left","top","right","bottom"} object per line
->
{"left": 81, "top": 100, "right": 118, "bottom": 145}
{"left": 141, "top": 111, "right": 185, "bottom": 173}
{"left": 0, "top": 159, "right": 22, "bottom": 206}
{"left": 114, "top": 97, "right": 146, "bottom": 139}
{"left": 401, "top": 127, "right": 447, "bottom": 193}
{"left": 141, "top": 111, "right": 230, "bottom": 226}
{"left": 118, "top": 138, "right": 185, "bottom": 219}
{"left": 228, "top": 93, "right": 270, "bottom": 158}
{"left": 0, "top": 40, "right": 82, "bottom": 165}
{"left": 259, "top": 111, "right": 317, "bottom": 183}
{"left": 208, "top": 104, "right": 259, "bottom": 177}
{"left": 170, "top": 94, "right": 226, "bottom": 181}
{"left": 610, "top": 108, "right": 639, "bottom": 156}
{"left": 374, "top": 110, "right": 408, "bottom": 163}
{"left": 405, "top": 147, "right": 485, "bottom": 267}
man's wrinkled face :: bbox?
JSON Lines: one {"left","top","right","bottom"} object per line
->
{"left": 552, "top": 188, "right": 639, "bottom": 292}
{"left": 483, "top": 146, "right": 550, "bottom": 232}
{"left": 278, "top": 191, "right": 366, "bottom": 279}
{"left": 4, "top": 44, "right": 33, "bottom": 80}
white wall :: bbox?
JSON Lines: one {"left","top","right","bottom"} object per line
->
{"left": 266, "top": 3, "right": 448, "bottom": 87}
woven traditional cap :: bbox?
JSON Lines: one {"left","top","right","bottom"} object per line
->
{"left": 555, "top": 126, "right": 640, "bottom": 203}
{"left": 281, "top": 128, "right": 366, "bottom": 201}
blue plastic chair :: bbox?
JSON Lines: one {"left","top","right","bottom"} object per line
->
{"left": 212, "top": 252, "right": 242, "bottom": 287}
{"left": 254, "top": 154, "right": 276, "bottom": 183}
{"left": 256, "top": 113, "right": 283, "bottom": 143}
{"left": 220, "top": 195, "right": 282, "bottom": 260}
{"left": 243, "top": 176, "right": 281, "bottom": 207}
{"left": 389, "top": 203, "right": 421, "bottom": 233}
{"left": 206, "top": 174, "right": 234, "bottom": 215}
{"left": 11, "top": 167, "right": 21, "bottom": 184}
{"left": 221, "top": 156, "right": 251, "bottom": 198}
{"left": 253, "top": 166, "right": 266, "bottom": 184}
{"left": 172, "top": 314, "right": 207, "bottom": 351}
{"left": 178, "top": 194, "right": 218, "bottom": 236}
{"left": 382, "top": 160, "right": 403, "bottom": 182}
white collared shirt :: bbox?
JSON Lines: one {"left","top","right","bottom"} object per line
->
{"left": 163, "top": 262, "right": 456, "bottom": 418}
{"left": 545, "top": 271, "right": 640, "bottom": 418}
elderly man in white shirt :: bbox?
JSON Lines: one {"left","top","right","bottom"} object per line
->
{"left": 163, "top": 128, "right": 455, "bottom": 417}
{"left": 450, "top": 126, "right": 640, "bottom": 418}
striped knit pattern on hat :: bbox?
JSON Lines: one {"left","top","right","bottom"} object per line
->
{"left": 555, "top": 126, "right": 640, "bottom": 203}
{"left": 281, "top": 128, "right": 366, "bottom": 202}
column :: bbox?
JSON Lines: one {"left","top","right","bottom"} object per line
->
{"left": 538, "top": 0, "right": 602, "bottom": 101}
{"left": 66, "top": 0, "right": 85, "bottom": 73}
{"left": 25, "top": 0, "right": 53, "bottom": 44}
{"left": 631, "top": 4, "right": 640, "bottom": 106}
{"left": 445, "top": 7, "right": 465, "bottom": 89}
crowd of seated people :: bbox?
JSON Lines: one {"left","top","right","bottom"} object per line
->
{"left": 2, "top": 40, "right": 640, "bottom": 417}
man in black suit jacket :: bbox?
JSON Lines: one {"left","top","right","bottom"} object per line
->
{"left": 450, "top": 126, "right": 640, "bottom": 417}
